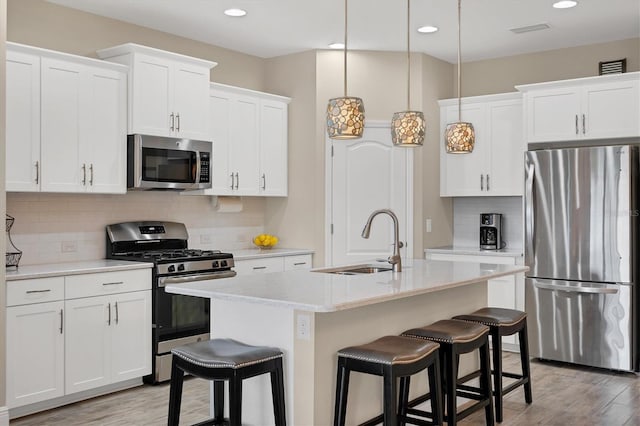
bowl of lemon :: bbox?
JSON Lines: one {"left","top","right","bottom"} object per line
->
{"left": 253, "top": 233, "right": 279, "bottom": 249}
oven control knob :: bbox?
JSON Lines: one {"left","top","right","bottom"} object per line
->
{"left": 221, "top": 260, "right": 228, "bottom": 267}
{"left": 212, "top": 261, "right": 219, "bottom": 268}
{"left": 168, "top": 265, "right": 176, "bottom": 273}
{"left": 177, "top": 264, "right": 185, "bottom": 272}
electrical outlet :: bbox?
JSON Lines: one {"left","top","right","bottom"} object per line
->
{"left": 200, "top": 234, "right": 213, "bottom": 244}
{"left": 61, "top": 241, "right": 77, "bottom": 253}
{"left": 296, "top": 314, "right": 311, "bottom": 340}
{"left": 426, "top": 219, "right": 432, "bottom": 233}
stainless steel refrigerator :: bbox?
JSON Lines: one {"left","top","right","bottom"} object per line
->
{"left": 525, "top": 145, "right": 638, "bottom": 372}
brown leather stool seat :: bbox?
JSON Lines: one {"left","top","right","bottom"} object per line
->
{"left": 454, "top": 308, "right": 532, "bottom": 423}
{"left": 168, "top": 338, "right": 286, "bottom": 426}
{"left": 402, "top": 319, "right": 494, "bottom": 426}
{"left": 334, "top": 335, "right": 443, "bottom": 426}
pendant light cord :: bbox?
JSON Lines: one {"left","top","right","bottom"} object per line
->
{"left": 457, "top": 0, "right": 462, "bottom": 121}
{"left": 344, "top": 0, "right": 348, "bottom": 96}
{"left": 406, "top": 0, "right": 411, "bottom": 110}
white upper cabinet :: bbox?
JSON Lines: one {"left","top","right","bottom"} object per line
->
{"left": 6, "top": 42, "right": 127, "bottom": 194}
{"left": 439, "top": 93, "right": 524, "bottom": 197}
{"left": 97, "top": 43, "right": 216, "bottom": 140}
{"left": 6, "top": 49, "right": 40, "bottom": 192}
{"left": 203, "top": 83, "right": 290, "bottom": 197}
{"left": 517, "top": 72, "right": 640, "bottom": 143}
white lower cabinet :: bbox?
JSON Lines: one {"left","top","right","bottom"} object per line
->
{"left": 426, "top": 252, "right": 524, "bottom": 349}
{"left": 5, "top": 268, "right": 151, "bottom": 410}
{"left": 234, "top": 254, "right": 313, "bottom": 275}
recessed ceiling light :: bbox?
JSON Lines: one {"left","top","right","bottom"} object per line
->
{"left": 417, "top": 26, "right": 439, "bottom": 34}
{"left": 553, "top": 1, "right": 578, "bottom": 9}
{"left": 329, "top": 42, "right": 345, "bottom": 49}
{"left": 224, "top": 8, "right": 247, "bottom": 17}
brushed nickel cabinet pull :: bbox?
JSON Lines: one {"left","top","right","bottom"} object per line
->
{"left": 480, "top": 174, "right": 484, "bottom": 191}
{"left": 235, "top": 172, "right": 239, "bottom": 190}
{"left": 582, "top": 114, "right": 586, "bottom": 135}
{"left": 261, "top": 173, "right": 266, "bottom": 190}
{"left": 89, "top": 164, "right": 94, "bottom": 186}
{"left": 575, "top": 114, "right": 579, "bottom": 135}
{"left": 115, "top": 302, "right": 119, "bottom": 325}
{"left": 59, "top": 309, "right": 64, "bottom": 334}
{"left": 26, "top": 289, "right": 51, "bottom": 294}
{"left": 82, "top": 163, "right": 86, "bottom": 185}
{"left": 102, "top": 281, "right": 123, "bottom": 286}
{"left": 170, "top": 113, "right": 175, "bottom": 131}
{"left": 293, "top": 262, "right": 307, "bottom": 266}
{"left": 35, "top": 161, "right": 39, "bottom": 184}
{"left": 487, "top": 174, "right": 490, "bottom": 191}
{"left": 176, "top": 113, "right": 180, "bottom": 132}
{"left": 253, "top": 266, "right": 267, "bottom": 270}
{"left": 107, "top": 302, "right": 111, "bottom": 326}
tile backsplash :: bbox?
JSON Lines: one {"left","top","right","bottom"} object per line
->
{"left": 7, "top": 192, "right": 265, "bottom": 265}
{"left": 453, "top": 197, "right": 523, "bottom": 250}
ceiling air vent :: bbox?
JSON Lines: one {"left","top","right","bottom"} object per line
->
{"left": 599, "top": 59, "right": 626, "bottom": 75}
{"left": 509, "top": 23, "right": 550, "bottom": 34}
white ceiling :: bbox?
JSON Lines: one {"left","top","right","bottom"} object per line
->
{"left": 48, "top": 0, "right": 640, "bottom": 63}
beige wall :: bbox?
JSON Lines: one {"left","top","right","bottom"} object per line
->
{"left": 461, "top": 38, "right": 640, "bottom": 96}
{"left": 7, "top": 0, "right": 265, "bottom": 90}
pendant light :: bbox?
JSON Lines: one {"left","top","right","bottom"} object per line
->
{"left": 391, "top": 0, "right": 425, "bottom": 147}
{"left": 445, "top": 0, "right": 475, "bottom": 153}
{"left": 326, "top": 0, "right": 365, "bottom": 139}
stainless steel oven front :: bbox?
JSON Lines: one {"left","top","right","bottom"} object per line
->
{"left": 127, "top": 134, "right": 212, "bottom": 190}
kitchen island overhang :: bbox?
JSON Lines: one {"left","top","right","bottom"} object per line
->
{"left": 166, "top": 259, "right": 528, "bottom": 425}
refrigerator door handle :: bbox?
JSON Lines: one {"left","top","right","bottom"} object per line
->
{"left": 525, "top": 162, "right": 535, "bottom": 266}
{"left": 533, "top": 281, "right": 619, "bottom": 294}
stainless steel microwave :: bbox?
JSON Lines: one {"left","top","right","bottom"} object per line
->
{"left": 127, "top": 134, "right": 212, "bottom": 190}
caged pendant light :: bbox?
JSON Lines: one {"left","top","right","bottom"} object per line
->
{"left": 445, "top": 0, "right": 475, "bottom": 153}
{"left": 326, "top": 0, "right": 365, "bottom": 139}
{"left": 391, "top": 0, "right": 425, "bottom": 147}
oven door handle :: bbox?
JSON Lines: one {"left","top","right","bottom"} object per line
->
{"left": 158, "top": 270, "right": 237, "bottom": 287}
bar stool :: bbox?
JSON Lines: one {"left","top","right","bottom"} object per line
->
{"left": 334, "top": 335, "right": 443, "bottom": 426}
{"left": 167, "top": 338, "right": 286, "bottom": 426}
{"left": 453, "top": 308, "right": 532, "bottom": 423}
{"left": 402, "top": 319, "right": 494, "bottom": 426}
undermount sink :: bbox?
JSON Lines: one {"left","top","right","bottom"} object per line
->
{"left": 311, "top": 264, "right": 393, "bottom": 275}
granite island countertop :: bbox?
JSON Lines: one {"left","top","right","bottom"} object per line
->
{"left": 166, "top": 258, "right": 528, "bottom": 313}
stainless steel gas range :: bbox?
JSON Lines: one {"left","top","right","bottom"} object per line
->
{"left": 106, "top": 221, "right": 236, "bottom": 383}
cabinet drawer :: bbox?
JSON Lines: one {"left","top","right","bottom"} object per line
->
{"left": 65, "top": 269, "right": 151, "bottom": 299}
{"left": 7, "top": 277, "right": 65, "bottom": 307}
{"left": 284, "top": 254, "right": 312, "bottom": 270}
{"left": 234, "top": 257, "right": 284, "bottom": 275}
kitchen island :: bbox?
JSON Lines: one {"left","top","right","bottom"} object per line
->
{"left": 166, "top": 259, "right": 528, "bottom": 425}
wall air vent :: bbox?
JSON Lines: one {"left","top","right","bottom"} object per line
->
{"left": 509, "top": 23, "right": 551, "bottom": 34}
{"left": 599, "top": 59, "right": 626, "bottom": 75}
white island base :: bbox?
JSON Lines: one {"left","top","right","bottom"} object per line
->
{"left": 166, "top": 259, "right": 527, "bottom": 425}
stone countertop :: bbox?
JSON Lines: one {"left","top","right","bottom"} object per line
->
{"left": 5, "top": 260, "right": 153, "bottom": 281}
{"left": 425, "top": 246, "right": 524, "bottom": 257}
{"left": 229, "top": 248, "right": 314, "bottom": 261}
{"left": 166, "top": 259, "right": 528, "bottom": 313}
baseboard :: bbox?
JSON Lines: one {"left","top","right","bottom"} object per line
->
{"left": 0, "top": 406, "right": 9, "bottom": 426}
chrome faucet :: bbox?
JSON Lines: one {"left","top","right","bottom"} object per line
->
{"left": 361, "top": 209, "right": 403, "bottom": 272}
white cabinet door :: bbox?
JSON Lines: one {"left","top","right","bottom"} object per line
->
{"left": 231, "top": 95, "right": 261, "bottom": 195}
{"left": 64, "top": 295, "right": 111, "bottom": 394}
{"left": 259, "top": 99, "right": 288, "bottom": 196}
{"left": 6, "top": 50, "right": 41, "bottom": 192}
{"left": 524, "top": 87, "right": 581, "bottom": 143}
{"left": 209, "top": 90, "right": 233, "bottom": 195}
{"left": 83, "top": 65, "right": 127, "bottom": 194}
{"left": 583, "top": 80, "right": 640, "bottom": 139}
{"left": 110, "top": 291, "right": 152, "bottom": 382}
{"left": 173, "top": 62, "right": 210, "bottom": 140}
{"left": 440, "top": 104, "right": 487, "bottom": 196}
{"left": 40, "top": 57, "right": 84, "bottom": 193}
{"left": 486, "top": 99, "right": 524, "bottom": 196}
{"left": 130, "top": 54, "right": 172, "bottom": 137}
{"left": 6, "top": 301, "right": 64, "bottom": 408}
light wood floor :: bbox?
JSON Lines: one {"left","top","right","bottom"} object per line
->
{"left": 10, "top": 353, "right": 640, "bottom": 425}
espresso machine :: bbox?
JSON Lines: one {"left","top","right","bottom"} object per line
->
{"left": 480, "top": 213, "right": 503, "bottom": 250}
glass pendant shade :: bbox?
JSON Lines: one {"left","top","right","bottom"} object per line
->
{"left": 392, "top": 111, "right": 425, "bottom": 147}
{"left": 327, "top": 96, "right": 365, "bottom": 139}
{"left": 445, "top": 121, "right": 475, "bottom": 153}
